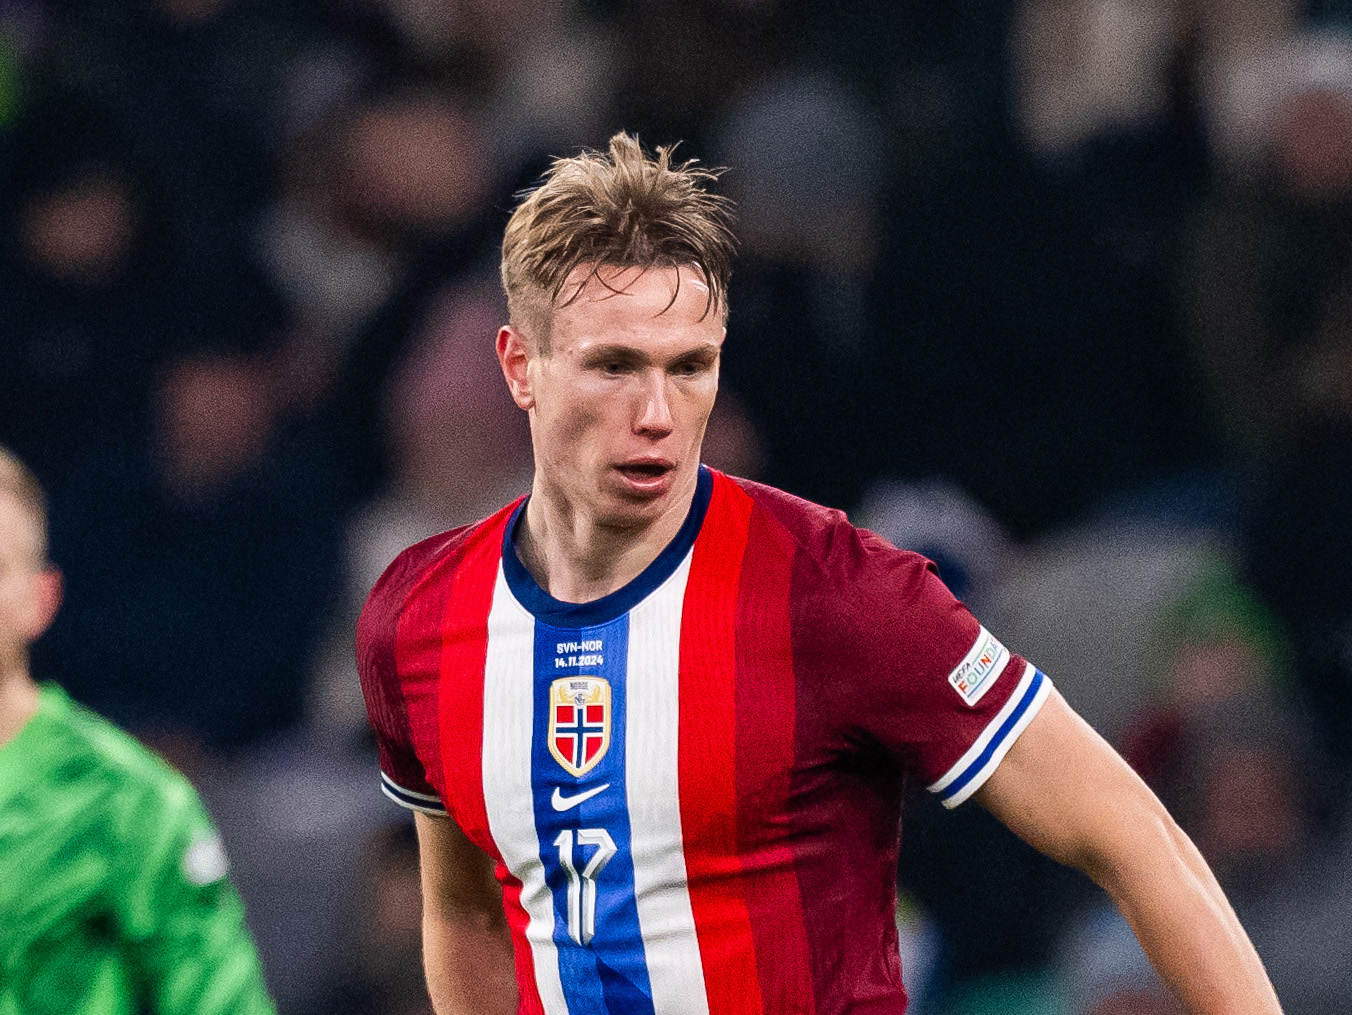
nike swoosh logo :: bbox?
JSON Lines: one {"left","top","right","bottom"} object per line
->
{"left": 551, "top": 783, "right": 610, "bottom": 811}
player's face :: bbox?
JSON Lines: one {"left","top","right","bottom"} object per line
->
{"left": 501, "top": 265, "right": 725, "bottom": 528}
{"left": 0, "top": 494, "right": 59, "bottom": 673}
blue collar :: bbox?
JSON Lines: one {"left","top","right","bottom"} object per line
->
{"left": 502, "top": 465, "right": 713, "bottom": 627}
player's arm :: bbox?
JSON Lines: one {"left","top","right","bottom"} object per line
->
{"left": 974, "top": 687, "right": 1282, "bottom": 1015}
{"left": 120, "top": 791, "right": 276, "bottom": 1015}
{"left": 415, "top": 811, "right": 518, "bottom": 1015}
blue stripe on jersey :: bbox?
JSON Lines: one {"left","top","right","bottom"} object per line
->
{"left": 531, "top": 615, "right": 656, "bottom": 1015}
{"left": 935, "top": 668, "right": 1046, "bottom": 804}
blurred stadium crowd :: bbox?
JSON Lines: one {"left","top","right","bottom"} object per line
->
{"left": 3, "top": 0, "right": 1352, "bottom": 1012}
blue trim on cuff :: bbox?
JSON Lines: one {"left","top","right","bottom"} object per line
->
{"left": 936, "top": 668, "right": 1046, "bottom": 803}
{"left": 380, "top": 773, "right": 447, "bottom": 814}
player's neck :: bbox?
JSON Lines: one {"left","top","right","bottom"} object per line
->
{"left": 516, "top": 478, "right": 696, "bottom": 605}
{"left": 0, "top": 667, "right": 40, "bottom": 750}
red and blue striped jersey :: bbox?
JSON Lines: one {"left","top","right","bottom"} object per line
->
{"left": 358, "top": 467, "right": 1050, "bottom": 1015}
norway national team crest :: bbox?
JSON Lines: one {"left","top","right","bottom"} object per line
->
{"left": 548, "top": 676, "right": 612, "bottom": 777}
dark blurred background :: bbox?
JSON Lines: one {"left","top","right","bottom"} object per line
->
{"left": 4, "top": 1, "right": 1352, "bottom": 1012}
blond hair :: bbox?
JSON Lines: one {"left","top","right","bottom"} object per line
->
{"left": 0, "top": 446, "right": 48, "bottom": 565}
{"left": 501, "top": 133, "right": 735, "bottom": 347}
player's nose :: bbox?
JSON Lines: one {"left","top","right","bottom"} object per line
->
{"left": 634, "top": 370, "right": 674, "bottom": 437}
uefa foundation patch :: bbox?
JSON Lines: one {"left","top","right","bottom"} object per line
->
{"left": 948, "top": 627, "right": 1010, "bottom": 706}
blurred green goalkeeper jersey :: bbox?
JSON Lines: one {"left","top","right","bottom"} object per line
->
{"left": 0, "top": 684, "right": 275, "bottom": 1015}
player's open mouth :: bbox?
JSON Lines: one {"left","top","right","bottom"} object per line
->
{"left": 615, "top": 460, "right": 675, "bottom": 491}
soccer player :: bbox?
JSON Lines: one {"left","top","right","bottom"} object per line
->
{"left": 0, "top": 446, "right": 276, "bottom": 1014}
{"left": 358, "top": 135, "right": 1282, "bottom": 1015}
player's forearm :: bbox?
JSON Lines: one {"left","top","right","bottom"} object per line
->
{"left": 422, "top": 908, "right": 518, "bottom": 1015}
{"left": 977, "top": 694, "right": 1282, "bottom": 1013}
{"left": 1089, "top": 809, "right": 1281, "bottom": 1015}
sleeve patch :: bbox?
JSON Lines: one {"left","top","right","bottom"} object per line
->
{"left": 182, "top": 833, "right": 229, "bottom": 887}
{"left": 947, "top": 626, "right": 1011, "bottom": 707}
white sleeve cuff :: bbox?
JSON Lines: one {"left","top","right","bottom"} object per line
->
{"left": 380, "top": 771, "right": 448, "bottom": 816}
{"left": 927, "top": 663, "right": 1052, "bottom": 809}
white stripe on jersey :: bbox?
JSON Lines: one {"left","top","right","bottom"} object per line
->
{"left": 623, "top": 552, "right": 711, "bottom": 1015}
{"left": 480, "top": 565, "right": 569, "bottom": 1015}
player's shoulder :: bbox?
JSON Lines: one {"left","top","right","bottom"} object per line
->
{"left": 727, "top": 475, "right": 934, "bottom": 588}
{"left": 359, "top": 498, "right": 524, "bottom": 635}
{"left": 33, "top": 685, "right": 201, "bottom": 823}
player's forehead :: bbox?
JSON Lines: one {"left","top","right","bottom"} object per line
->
{"left": 547, "top": 264, "right": 724, "bottom": 355}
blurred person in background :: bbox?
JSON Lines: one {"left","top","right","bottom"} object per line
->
{"left": 321, "top": 85, "right": 511, "bottom": 499}
{"left": 0, "top": 445, "right": 275, "bottom": 1014}
{"left": 380, "top": 0, "right": 616, "bottom": 173}
{"left": 0, "top": 144, "right": 169, "bottom": 484}
{"left": 35, "top": 0, "right": 307, "bottom": 275}
{"left": 1188, "top": 26, "right": 1352, "bottom": 462}
{"left": 261, "top": 84, "right": 497, "bottom": 411}
{"left": 1122, "top": 562, "right": 1297, "bottom": 804}
{"left": 889, "top": 0, "right": 1212, "bottom": 537}
{"left": 302, "top": 819, "right": 435, "bottom": 1015}
{"left": 713, "top": 64, "right": 885, "bottom": 509}
{"left": 37, "top": 263, "right": 348, "bottom": 763}
{"left": 281, "top": 0, "right": 614, "bottom": 194}
{"left": 1061, "top": 564, "right": 1351, "bottom": 1013}
{"left": 1181, "top": 25, "right": 1352, "bottom": 773}
{"left": 311, "top": 275, "right": 532, "bottom": 744}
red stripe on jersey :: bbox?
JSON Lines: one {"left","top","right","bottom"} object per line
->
{"left": 678, "top": 473, "right": 765, "bottom": 1015}
{"left": 734, "top": 500, "right": 817, "bottom": 1014}
{"left": 432, "top": 504, "right": 545, "bottom": 1012}
{"left": 500, "top": 875, "right": 546, "bottom": 1015}
{"left": 434, "top": 507, "right": 510, "bottom": 853}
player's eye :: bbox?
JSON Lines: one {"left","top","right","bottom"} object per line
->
{"left": 672, "top": 357, "right": 711, "bottom": 378}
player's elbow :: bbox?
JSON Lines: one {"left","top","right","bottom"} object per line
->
{"left": 424, "top": 893, "right": 510, "bottom": 935}
{"left": 421, "top": 897, "right": 517, "bottom": 1015}
{"left": 1074, "top": 793, "right": 1191, "bottom": 901}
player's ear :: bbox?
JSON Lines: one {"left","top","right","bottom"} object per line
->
{"left": 497, "top": 325, "right": 535, "bottom": 411}
{"left": 25, "top": 567, "right": 62, "bottom": 642}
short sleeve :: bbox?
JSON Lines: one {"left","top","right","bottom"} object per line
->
{"left": 829, "top": 533, "right": 1052, "bottom": 808}
{"left": 356, "top": 552, "right": 448, "bottom": 816}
